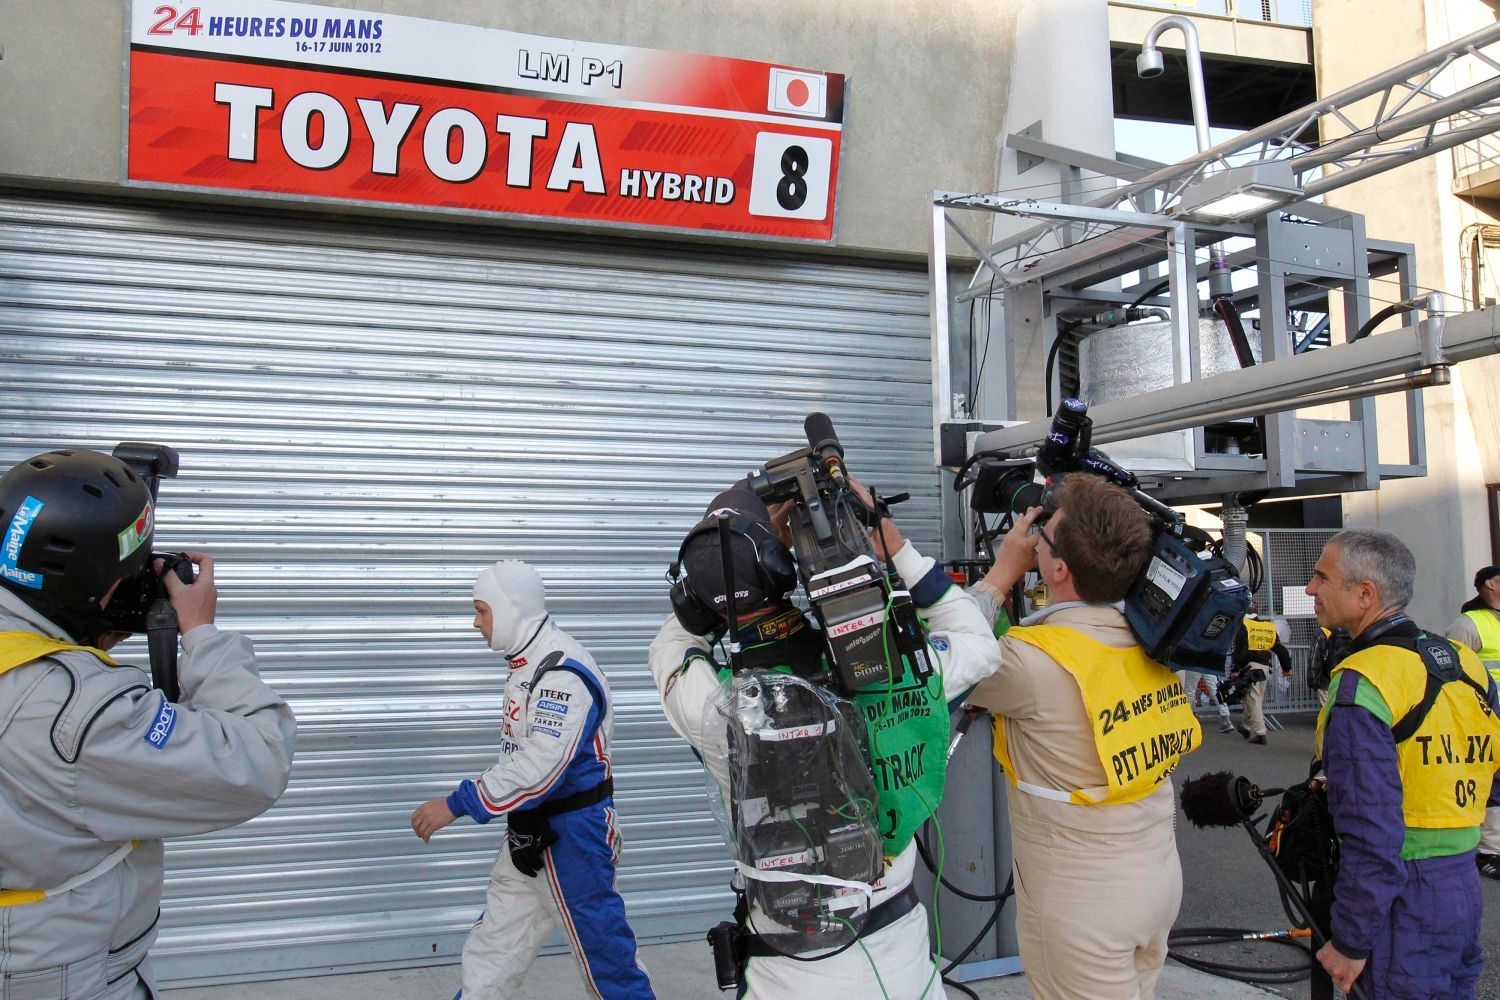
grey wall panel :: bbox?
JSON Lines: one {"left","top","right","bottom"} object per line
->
{"left": 0, "top": 191, "right": 939, "bottom": 985}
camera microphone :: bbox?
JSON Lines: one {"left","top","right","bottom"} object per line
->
{"left": 1079, "top": 448, "right": 1139, "bottom": 489}
{"left": 1180, "top": 770, "right": 1283, "bottom": 829}
{"left": 804, "top": 412, "right": 847, "bottom": 486}
{"left": 1036, "top": 398, "right": 1091, "bottom": 477}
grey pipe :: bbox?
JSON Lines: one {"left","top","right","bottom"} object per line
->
{"left": 1138, "top": 16, "right": 1211, "bottom": 154}
{"left": 1138, "top": 16, "right": 1232, "bottom": 296}
{"left": 1219, "top": 497, "right": 1249, "bottom": 575}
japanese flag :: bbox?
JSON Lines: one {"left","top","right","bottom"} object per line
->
{"left": 768, "top": 68, "right": 827, "bottom": 118}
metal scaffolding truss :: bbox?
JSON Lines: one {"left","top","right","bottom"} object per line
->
{"left": 945, "top": 19, "right": 1500, "bottom": 290}
{"left": 925, "top": 17, "right": 1500, "bottom": 524}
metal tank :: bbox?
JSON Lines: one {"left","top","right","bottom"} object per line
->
{"left": 1079, "top": 316, "right": 1261, "bottom": 404}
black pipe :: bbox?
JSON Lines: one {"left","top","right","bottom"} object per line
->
{"left": 1352, "top": 297, "right": 1423, "bottom": 342}
{"left": 1212, "top": 296, "right": 1258, "bottom": 370}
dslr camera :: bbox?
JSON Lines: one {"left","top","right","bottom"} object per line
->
{"left": 101, "top": 443, "right": 195, "bottom": 700}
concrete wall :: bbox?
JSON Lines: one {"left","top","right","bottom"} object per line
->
{"left": 1311, "top": 0, "right": 1499, "bottom": 627}
{"left": 0, "top": 0, "right": 1025, "bottom": 258}
{"left": 1109, "top": 1, "right": 1312, "bottom": 64}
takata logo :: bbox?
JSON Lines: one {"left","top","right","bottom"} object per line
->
{"left": 768, "top": 68, "right": 826, "bottom": 118}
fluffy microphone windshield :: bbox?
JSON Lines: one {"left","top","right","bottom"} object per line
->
{"left": 1180, "top": 770, "right": 1257, "bottom": 829}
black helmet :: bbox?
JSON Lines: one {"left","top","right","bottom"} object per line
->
{"left": 0, "top": 449, "right": 156, "bottom": 627}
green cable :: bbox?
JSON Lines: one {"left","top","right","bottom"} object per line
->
{"left": 835, "top": 915, "right": 893, "bottom": 1000}
{"left": 876, "top": 591, "right": 947, "bottom": 997}
{"left": 914, "top": 783, "right": 945, "bottom": 998}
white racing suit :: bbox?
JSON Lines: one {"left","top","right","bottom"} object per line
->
{"left": 0, "top": 588, "right": 295, "bottom": 999}
{"left": 648, "top": 541, "right": 1001, "bottom": 999}
{"left": 450, "top": 562, "right": 652, "bottom": 1000}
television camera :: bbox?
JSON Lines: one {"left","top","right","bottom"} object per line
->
{"left": 743, "top": 412, "right": 933, "bottom": 696}
{"left": 956, "top": 398, "right": 1250, "bottom": 671}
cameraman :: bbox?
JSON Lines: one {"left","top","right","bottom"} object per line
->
{"left": 648, "top": 482, "right": 1000, "bottom": 998}
{"left": 0, "top": 449, "right": 296, "bottom": 999}
{"left": 966, "top": 474, "right": 1197, "bottom": 1000}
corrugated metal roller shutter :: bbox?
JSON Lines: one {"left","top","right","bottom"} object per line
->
{"left": 0, "top": 191, "right": 939, "bottom": 985}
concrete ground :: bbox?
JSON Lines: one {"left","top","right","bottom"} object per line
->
{"left": 164, "top": 938, "right": 1274, "bottom": 999}
{"left": 1175, "top": 714, "right": 1500, "bottom": 999}
{"left": 165, "top": 713, "right": 1500, "bottom": 999}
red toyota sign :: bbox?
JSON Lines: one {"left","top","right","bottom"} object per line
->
{"left": 126, "top": 1, "right": 847, "bottom": 242}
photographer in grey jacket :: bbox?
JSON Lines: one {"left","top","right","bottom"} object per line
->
{"left": 0, "top": 448, "right": 295, "bottom": 999}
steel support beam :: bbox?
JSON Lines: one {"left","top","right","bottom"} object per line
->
{"left": 971, "top": 307, "right": 1498, "bottom": 458}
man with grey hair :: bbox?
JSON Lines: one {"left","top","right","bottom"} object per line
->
{"left": 1308, "top": 528, "right": 1500, "bottom": 998}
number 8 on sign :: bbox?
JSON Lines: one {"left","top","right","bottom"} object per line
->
{"left": 749, "top": 132, "right": 833, "bottom": 221}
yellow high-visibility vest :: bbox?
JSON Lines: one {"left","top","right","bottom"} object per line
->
{"left": 1318, "top": 640, "right": 1500, "bottom": 831}
{"left": 1463, "top": 609, "right": 1500, "bottom": 684}
{"left": 993, "top": 625, "right": 1201, "bottom": 806}
{"left": 1244, "top": 617, "right": 1278, "bottom": 653}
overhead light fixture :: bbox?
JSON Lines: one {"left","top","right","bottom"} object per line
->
{"left": 1174, "top": 161, "right": 1303, "bottom": 222}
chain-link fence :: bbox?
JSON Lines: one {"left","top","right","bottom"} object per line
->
{"left": 1184, "top": 528, "right": 1337, "bottom": 718}
{"left": 1255, "top": 528, "right": 1338, "bottom": 715}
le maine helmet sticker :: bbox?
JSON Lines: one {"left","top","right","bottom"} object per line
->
{"left": 1, "top": 496, "right": 46, "bottom": 590}
{"left": 117, "top": 501, "right": 154, "bottom": 562}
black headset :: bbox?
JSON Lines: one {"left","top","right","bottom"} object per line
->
{"left": 668, "top": 515, "right": 798, "bottom": 636}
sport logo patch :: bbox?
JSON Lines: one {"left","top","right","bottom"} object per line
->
{"left": 931, "top": 636, "right": 949, "bottom": 652}
{"left": 757, "top": 608, "right": 805, "bottom": 642}
{"left": 0, "top": 496, "right": 45, "bottom": 590}
{"left": 144, "top": 696, "right": 177, "bottom": 749}
{"left": 117, "top": 501, "right": 154, "bottom": 561}
{"left": 1202, "top": 612, "right": 1234, "bottom": 640}
{"left": 536, "top": 699, "right": 569, "bottom": 715}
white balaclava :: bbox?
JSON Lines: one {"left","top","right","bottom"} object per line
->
{"left": 473, "top": 560, "right": 549, "bottom": 656}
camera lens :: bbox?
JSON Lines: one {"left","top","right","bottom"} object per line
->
{"left": 1005, "top": 479, "right": 1045, "bottom": 514}
{"left": 970, "top": 459, "right": 1039, "bottom": 514}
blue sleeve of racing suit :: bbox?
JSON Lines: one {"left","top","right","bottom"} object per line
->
{"left": 446, "top": 695, "right": 602, "bottom": 824}
{"left": 448, "top": 781, "right": 492, "bottom": 824}
{"left": 1323, "top": 670, "right": 1407, "bottom": 960}
{"left": 907, "top": 561, "right": 953, "bottom": 608}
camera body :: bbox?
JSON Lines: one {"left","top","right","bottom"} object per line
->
{"left": 744, "top": 421, "right": 911, "bottom": 695}
{"left": 104, "top": 552, "right": 194, "bottom": 633}
{"left": 962, "top": 399, "right": 1250, "bottom": 671}
{"left": 1126, "top": 531, "right": 1248, "bottom": 672}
